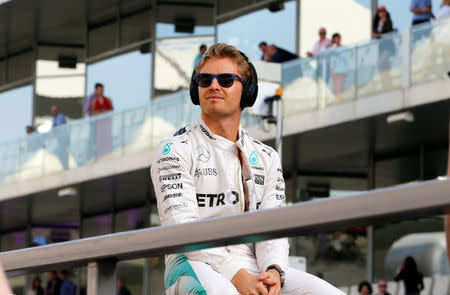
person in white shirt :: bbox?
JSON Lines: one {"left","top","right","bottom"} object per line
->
{"left": 307, "top": 27, "right": 332, "bottom": 57}
{"left": 437, "top": 0, "right": 450, "bottom": 19}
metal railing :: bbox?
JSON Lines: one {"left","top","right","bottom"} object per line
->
{"left": 1, "top": 179, "right": 450, "bottom": 294}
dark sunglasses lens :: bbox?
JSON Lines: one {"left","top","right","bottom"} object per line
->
{"left": 197, "top": 75, "right": 213, "bottom": 87}
{"left": 217, "top": 74, "right": 234, "bottom": 87}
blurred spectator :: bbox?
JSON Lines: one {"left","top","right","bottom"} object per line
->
{"left": 372, "top": 6, "right": 396, "bottom": 90}
{"left": 375, "top": 280, "right": 390, "bottom": 295}
{"left": 410, "top": 0, "right": 433, "bottom": 25}
{"left": 266, "top": 44, "right": 298, "bottom": 63}
{"left": 328, "top": 33, "right": 347, "bottom": 103}
{"left": 117, "top": 278, "right": 132, "bottom": 295}
{"left": 437, "top": 0, "right": 450, "bottom": 19}
{"left": 85, "top": 83, "right": 107, "bottom": 116}
{"left": 27, "top": 276, "right": 44, "bottom": 295}
{"left": 394, "top": 256, "right": 424, "bottom": 295}
{"left": 58, "top": 270, "right": 76, "bottom": 295}
{"left": 26, "top": 125, "right": 35, "bottom": 134}
{"left": 51, "top": 105, "right": 67, "bottom": 128}
{"left": 259, "top": 41, "right": 271, "bottom": 61}
{"left": 194, "top": 44, "right": 207, "bottom": 68}
{"left": 91, "top": 84, "right": 113, "bottom": 116}
{"left": 307, "top": 27, "right": 332, "bottom": 57}
{"left": 46, "top": 271, "right": 61, "bottom": 295}
{"left": 358, "top": 281, "right": 373, "bottom": 295}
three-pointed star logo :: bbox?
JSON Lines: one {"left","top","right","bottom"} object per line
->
{"left": 195, "top": 145, "right": 211, "bottom": 162}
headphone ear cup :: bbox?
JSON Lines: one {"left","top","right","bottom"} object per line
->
{"left": 240, "top": 61, "right": 258, "bottom": 108}
{"left": 190, "top": 71, "right": 200, "bottom": 105}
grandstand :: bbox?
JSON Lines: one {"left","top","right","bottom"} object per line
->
{"left": 0, "top": 0, "right": 449, "bottom": 294}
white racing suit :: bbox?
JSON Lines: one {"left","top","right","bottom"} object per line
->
{"left": 150, "top": 117, "right": 346, "bottom": 295}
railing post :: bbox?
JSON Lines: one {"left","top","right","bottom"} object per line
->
{"left": 401, "top": 27, "right": 411, "bottom": 89}
{"left": 87, "top": 259, "right": 117, "bottom": 295}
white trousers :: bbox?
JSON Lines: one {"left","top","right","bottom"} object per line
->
{"left": 165, "top": 254, "right": 346, "bottom": 295}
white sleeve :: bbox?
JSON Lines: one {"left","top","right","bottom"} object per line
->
{"left": 150, "top": 139, "right": 242, "bottom": 281}
{"left": 255, "top": 152, "right": 289, "bottom": 274}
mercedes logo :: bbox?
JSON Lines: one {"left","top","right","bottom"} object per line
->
{"left": 195, "top": 145, "right": 210, "bottom": 162}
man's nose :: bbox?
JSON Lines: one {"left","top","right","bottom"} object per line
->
{"left": 209, "top": 76, "right": 220, "bottom": 89}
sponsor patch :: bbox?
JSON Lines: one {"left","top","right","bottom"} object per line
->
{"left": 159, "top": 173, "right": 181, "bottom": 181}
{"left": 163, "top": 193, "right": 183, "bottom": 202}
{"left": 196, "top": 191, "right": 239, "bottom": 207}
{"left": 275, "top": 185, "right": 285, "bottom": 191}
{"left": 195, "top": 145, "right": 211, "bottom": 162}
{"left": 157, "top": 157, "right": 180, "bottom": 164}
{"left": 254, "top": 174, "right": 265, "bottom": 185}
{"left": 200, "top": 124, "right": 216, "bottom": 140}
{"left": 173, "top": 126, "right": 187, "bottom": 136}
{"left": 164, "top": 202, "right": 188, "bottom": 214}
{"left": 158, "top": 165, "right": 180, "bottom": 172}
{"left": 276, "top": 195, "right": 285, "bottom": 200}
{"left": 160, "top": 183, "right": 183, "bottom": 193}
{"left": 194, "top": 168, "right": 218, "bottom": 177}
{"left": 162, "top": 143, "right": 173, "bottom": 155}
{"left": 251, "top": 166, "right": 264, "bottom": 171}
{"left": 262, "top": 148, "right": 272, "bottom": 157}
{"left": 249, "top": 151, "right": 259, "bottom": 165}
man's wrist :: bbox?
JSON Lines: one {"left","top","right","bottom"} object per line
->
{"left": 266, "top": 264, "right": 285, "bottom": 287}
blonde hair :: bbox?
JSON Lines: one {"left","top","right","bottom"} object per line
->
{"left": 194, "top": 43, "right": 252, "bottom": 82}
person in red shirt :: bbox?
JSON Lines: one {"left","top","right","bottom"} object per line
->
{"left": 91, "top": 84, "right": 114, "bottom": 115}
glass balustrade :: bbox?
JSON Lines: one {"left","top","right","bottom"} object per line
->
{"left": 0, "top": 19, "right": 448, "bottom": 186}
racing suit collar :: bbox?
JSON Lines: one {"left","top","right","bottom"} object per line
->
{"left": 197, "top": 117, "right": 246, "bottom": 152}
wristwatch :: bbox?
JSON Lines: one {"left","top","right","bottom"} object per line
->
{"left": 266, "top": 264, "right": 285, "bottom": 288}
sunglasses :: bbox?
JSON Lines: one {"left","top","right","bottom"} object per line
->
{"left": 195, "top": 73, "right": 243, "bottom": 88}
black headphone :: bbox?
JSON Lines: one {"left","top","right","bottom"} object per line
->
{"left": 189, "top": 51, "right": 258, "bottom": 109}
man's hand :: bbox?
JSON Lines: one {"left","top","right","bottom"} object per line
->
{"left": 231, "top": 269, "right": 268, "bottom": 295}
{"left": 258, "top": 269, "right": 282, "bottom": 295}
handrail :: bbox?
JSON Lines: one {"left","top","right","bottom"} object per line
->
{"left": 1, "top": 178, "right": 449, "bottom": 274}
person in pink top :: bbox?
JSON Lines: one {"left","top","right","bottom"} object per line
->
{"left": 307, "top": 27, "right": 332, "bottom": 57}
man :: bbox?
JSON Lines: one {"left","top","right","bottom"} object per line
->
{"left": 51, "top": 105, "right": 67, "bottom": 128}
{"left": 45, "top": 271, "right": 61, "bottom": 295}
{"left": 410, "top": 0, "right": 433, "bottom": 25}
{"left": 90, "top": 83, "right": 113, "bottom": 116}
{"left": 58, "top": 270, "right": 76, "bottom": 295}
{"left": 85, "top": 83, "right": 113, "bottom": 116}
{"left": 266, "top": 44, "right": 298, "bottom": 63}
{"left": 194, "top": 44, "right": 207, "bottom": 68}
{"left": 117, "top": 278, "right": 132, "bottom": 295}
{"left": 150, "top": 43, "right": 344, "bottom": 295}
{"left": 259, "top": 41, "right": 270, "bottom": 61}
{"left": 375, "top": 280, "right": 391, "bottom": 295}
{"left": 307, "top": 27, "right": 332, "bottom": 57}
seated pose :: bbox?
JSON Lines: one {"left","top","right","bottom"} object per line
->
{"left": 151, "top": 43, "right": 345, "bottom": 295}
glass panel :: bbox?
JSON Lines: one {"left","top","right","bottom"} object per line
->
{"left": 82, "top": 214, "right": 112, "bottom": 238}
{"left": 217, "top": 1, "right": 297, "bottom": 61}
{"left": 282, "top": 58, "right": 319, "bottom": 116}
{"left": 117, "top": 259, "right": 145, "bottom": 295}
{"left": 148, "top": 256, "right": 165, "bottom": 294}
{"left": 86, "top": 48, "right": 151, "bottom": 113}
{"left": 154, "top": 36, "right": 214, "bottom": 97}
{"left": 321, "top": 47, "right": 357, "bottom": 106}
{"left": 9, "top": 275, "right": 26, "bottom": 295}
{"left": 0, "top": 198, "right": 27, "bottom": 232}
{"left": 299, "top": 0, "right": 371, "bottom": 58}
{"left": 31, "top": 227, "right": 79, "bottom": 246}
{"left": 0, "top": 85, "right": 33, "bottom": 144}
{"left": 410, "top": 18, "right": 450, "bottom": 86}
{"left": 356, "top": 33, "right": 402, "bottom": 97}
{"left": 0, "top": 230, "right": 26, "bottom": 251}
{"left": 114, "top": 207, "right": 147, "bottom": 232}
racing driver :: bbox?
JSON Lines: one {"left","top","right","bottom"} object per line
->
{"left": 150, "top": 43, "right": 345, "bottom": 295}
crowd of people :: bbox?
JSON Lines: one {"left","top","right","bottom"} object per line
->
{"left": 357, "top": 256, "right": 424, "bottom": 295}
{"left": 25, "top": 271, "right": 132, "bottom": 295}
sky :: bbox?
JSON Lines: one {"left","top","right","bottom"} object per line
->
{"left": 0, "top": 0, "right": 445, "bottom": 144}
